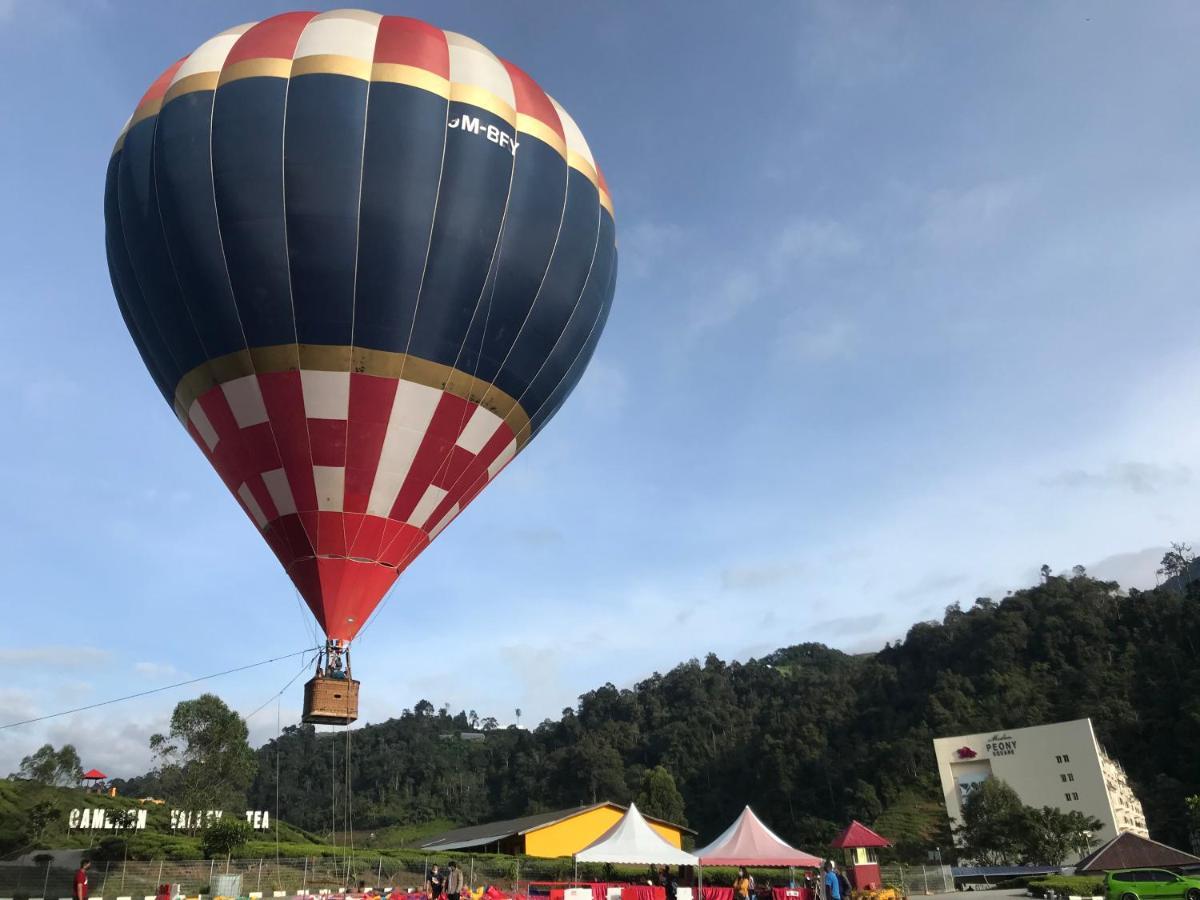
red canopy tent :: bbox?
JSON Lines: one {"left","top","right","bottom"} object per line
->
{"left": 695, "top": 806, "right": 823, "bottom": 867}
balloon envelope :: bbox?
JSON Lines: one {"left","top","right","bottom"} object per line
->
{"left": 105, "top": 10, "right": 617, "bottom": 640}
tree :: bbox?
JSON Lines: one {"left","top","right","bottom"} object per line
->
{"left": 200, "top": 817, "right": 252, "bottom": 858}
{"left": 1186, "top": 795, "right": 1200, "bottom": 854}
{"left": 635, "top": 765, "right": 687, "bottom": 826}
{"left": 25, "top": 801, "right": 58, "bottom": 845}
{"left": 954, "top": 779, "right": 1027, "bottom": 865}
{"left": 956, "top": 780, "right": 1102, "bottom": 865}
{"left": 13, "top": 744, "right": 83, "bottom": 786}
{"left": 150, "top": 694, "right": 256, "bottom": 810}
{"left": 1025, "top": 806, "right": 1103, "bottom": 864}
{"left": 1157, "top": 542, "right": 1195, "bottom": 584}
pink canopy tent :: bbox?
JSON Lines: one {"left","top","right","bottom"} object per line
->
{"left": 694, "top": 806, "right": 823, "bottom": 867}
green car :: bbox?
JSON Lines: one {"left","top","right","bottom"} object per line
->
{"left": 1106, "top": 869, "right": 1200, "bottom": 900}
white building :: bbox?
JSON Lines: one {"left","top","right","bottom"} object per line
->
{"left": 932, "top": 718, "right": 1148, "bottom": 843}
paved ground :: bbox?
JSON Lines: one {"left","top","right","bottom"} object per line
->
{"left": 933, "top": 890, "right": 1029, "bottom": 899}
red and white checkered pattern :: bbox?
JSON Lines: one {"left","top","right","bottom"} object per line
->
{"left": 182, "top": 369, "right": 517, "bottom": 638}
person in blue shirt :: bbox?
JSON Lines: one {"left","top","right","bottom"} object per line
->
{"left": 823, "top": 862, "right": 840, "bottom": 900}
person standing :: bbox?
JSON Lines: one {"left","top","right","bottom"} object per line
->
{"left": 446, "top": 861, "right": 463, "bottom": 900}
{"left": 733, "top": 868, "right": 752, "bottom": 900}
{"left": 74, "top": 860, "right": 91, "bottom": 900}
{"left": 822, "top": 862, "right": 840, "bottom": 900}
{"left": 429, "top": 865, "right": 444, "bottom": 900}
{"left": 662, "top": 867, "right": 677, "bottom": 900}
{"left": 836, "top": 867, "right": 851, "bottom": 900}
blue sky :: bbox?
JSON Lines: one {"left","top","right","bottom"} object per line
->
{"left": 2, "top": 0, "right": 1200, "bottom": 777}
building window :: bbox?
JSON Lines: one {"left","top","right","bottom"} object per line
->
{"left": 1065, "top": 793, "right": 1072, "bottom": 801}
{"left": 1056, "top": 755, "right": 1062, "bottom": 763}
{"left": 1068, "top": 773, "right": 1075, "bottom": 782}
{"left": 1072, "top": 792, "right": 1079, "bottom": 800}
{"left": 1061, "top": 774, "right": 1068, "bottom": 782}
{"left": 1063, "top": 754, "right": 1070, "bottom": 763}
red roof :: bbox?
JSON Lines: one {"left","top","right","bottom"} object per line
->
{"left": 81, "top": 769, "right": 107, "bottom": 780}
{"left": 695, "top": 806, "right": 824, "bottom": 867}
{"left": 830, "top": 820, "right": 891, "bottom": 849}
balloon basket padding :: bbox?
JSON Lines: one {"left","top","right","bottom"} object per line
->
{"left": 302, "top": 675, "right": 360, "bottom": 725}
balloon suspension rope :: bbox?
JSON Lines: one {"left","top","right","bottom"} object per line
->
{"left": 0, "top": 646, "right": 321, "bottom": 730}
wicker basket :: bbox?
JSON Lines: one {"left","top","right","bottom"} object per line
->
{"left": 302, "top": 675, "right": 360, "bottom": 725}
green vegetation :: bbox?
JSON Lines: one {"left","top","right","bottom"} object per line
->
{"left": 149, "top": 694, "right": 257, "bottom": 811}
{"left": 14, "top": 744, "right": 83, "bottom": 787}
{"left": 227, "top": 571, "right": 1200, "bottom": 856}
{"left": 955, "top": 779, "right": 1101, "bottom": 865}
{"left": 200, "top": 818, "right": 253, "bottom": 858}
{"left": 0, "top": 779, "right": 323, "bottom": 858}
{"left": 10, "top": 567, "right": 1200, "bottom": 865}
{"left": 1027, "top": 875, "right": 1106, "bottom": 898}
{"left": 635, "top": 766, "right": 687, "bottom": 827}
{"left": 872, "top": 790, "right": 951, "bottom": 862}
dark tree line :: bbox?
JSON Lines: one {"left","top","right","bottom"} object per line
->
{"left": 124, "top": 569, "right": 1200, "bottom": 858}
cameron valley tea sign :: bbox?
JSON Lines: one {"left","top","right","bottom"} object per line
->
{"left": 69, "top": 808, "right": 271, "bottom": 831}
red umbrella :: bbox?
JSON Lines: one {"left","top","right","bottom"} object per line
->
{"left": 81, "top": 769, "right": 107, "bottom": 780}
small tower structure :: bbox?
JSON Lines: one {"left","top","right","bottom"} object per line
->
{"left": 830, "top": 820, "right": 891, "bottom": 891}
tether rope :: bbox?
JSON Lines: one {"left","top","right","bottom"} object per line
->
{"left": 0, "top": 646, "right": 321, "bottom": 730}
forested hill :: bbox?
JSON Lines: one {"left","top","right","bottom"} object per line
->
{"left": 240, "top": 571, "right": 1200, "bottom": 856}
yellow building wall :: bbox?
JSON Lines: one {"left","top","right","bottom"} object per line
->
{"left": 522, "top": 805, "right": 684, "bottom": 858}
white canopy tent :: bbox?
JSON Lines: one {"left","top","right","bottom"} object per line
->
{"left": 575, "top": 802, "right": 700, "bottom": 865}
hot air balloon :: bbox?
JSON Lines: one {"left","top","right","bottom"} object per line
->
{"left": 104, "top": 10, "right": 617, "bottom": 724}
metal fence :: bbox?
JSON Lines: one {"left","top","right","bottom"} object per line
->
{"left": 877, "top": 865, "right": 954, "bottom": 896}
{"left": 0, "top": 856, "right": 527, "bottom": 900}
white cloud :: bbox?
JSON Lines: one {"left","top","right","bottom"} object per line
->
{"left": 686, "top": 217, "right": 861, "bottom": 342}
{"left": 42, "top": 712, "right": 164, "bottom": 777}
{"left": 893, "top": 572, "right": 969, "bottom": 602}
{"left": 775, "top": 313, "right": 857, "bottom": 363}
{"left": 1087, "top": 546, "right": 1176, "bottom": 591}
{"left": 919, "top": 179, "right": 1031, "bottom": 248}
{"left": 773, "top": 219, "right": 861, "bottom": 265}
{"left": 688, "top": 269, "right": 761, "bottom": 337}
{"left": 134, "top": 661, "right": 183, "bottom": 680}
{"left": 1045, "top": 462, "right": 1192, "bottom": 495}
{"left": 799, "top": 0, "right": 917, "bottom": 87}
{"left": 0, "top": 687, "right": 37, "bottom": 725}
{"left": 573, "top": 358, "right": 628, "bottom": 419}
{"left": 721, "top": 561, "right": 804, "bottom": 591}
{"left": 0, "top": 646, "right": 109, "bottom": 667}
{"left": 622, "top": 221, "right": 688, "bottom": 279}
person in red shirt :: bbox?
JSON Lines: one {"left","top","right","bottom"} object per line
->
{"left": 74, "top": 860, "right": 91, "bottom": 900}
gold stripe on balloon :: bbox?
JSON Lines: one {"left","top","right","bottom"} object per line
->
{"left": 516, "top": 113, "right": 567, "bottom": 159}
{"left": 290, "top": 54, "right": 373, "bottom": 81}
{"left": 163, "top": 71, "right": 221, "bottom": 104}
{"left": 371, "top": 63, "right": 451, "bottom": 98}
{"left": 217, "top": 57, "right": 294, "bottom": 87}
{"left": 450, "top": 83, "right": 516, "bottom": 127}
{"left": 173, "top": 345, "right": 533, "bottom": 449}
